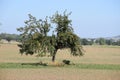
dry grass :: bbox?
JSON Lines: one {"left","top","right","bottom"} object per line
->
{"left": 0, "top": 68, "right": 120, "bottom": 80}
{"left": 0, "top": 44, "right": 120, "bottom": 80}
{"left": 0, "top": 44, "right": 40, "bottom": 63}
{"left": 56, "top": 45, "right": 120, "bottom": 64}
{"left": 1, "top": 44, "right": 120, "bottom": 64}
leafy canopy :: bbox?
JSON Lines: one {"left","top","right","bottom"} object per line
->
{"left": 17, "top": 11, "right": 84, "bottom": 62}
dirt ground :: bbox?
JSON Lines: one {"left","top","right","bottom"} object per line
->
{"left": 0, "top": 44, "right": 120, "bottom": 64}
{"left": 0, "top": 44, "right": 120, "bottom": 80}
{"left": 0, "top": 68, "right": 120, "bottom": 80}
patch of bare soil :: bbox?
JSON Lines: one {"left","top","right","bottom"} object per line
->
{"left": 0, "top": 68, "right": 120, "bottom": 80}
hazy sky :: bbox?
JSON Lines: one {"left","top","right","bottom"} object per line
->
{"left": 0, "top": 0, "right": 120, "bottom": 38}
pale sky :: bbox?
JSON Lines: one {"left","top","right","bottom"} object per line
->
{"left": 0, "top": 0, "right": 120, "bottom": 38}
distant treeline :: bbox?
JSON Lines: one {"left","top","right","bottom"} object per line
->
{"left": 0, "top": 33, "right": 21, "bottom": 42}
{"left": 0, "top": 33, "right": 120, "bottom": 46}
{"left": 81, "top": 38, "right": 120, "bottom": 46}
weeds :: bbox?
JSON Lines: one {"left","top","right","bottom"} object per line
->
{"left": 0, "top": 63, "right": 120, "bottom": 70}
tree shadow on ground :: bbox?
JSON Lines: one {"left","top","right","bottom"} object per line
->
{"left": 21, "top": 62, "right": 47, "bottom": 66}
{"left": 21, "top": 60, "right": 75, "bottom": 67}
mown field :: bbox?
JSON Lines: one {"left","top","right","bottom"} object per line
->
{"left": 0, "top": 44, "right": 120, "bottom": 80}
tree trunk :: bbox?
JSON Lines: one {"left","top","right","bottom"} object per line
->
{"left": 52, "top": 49, "right": 57, "bottom": 62}
{"left": 52, "top": 55, "right": 56, "bottom": 62}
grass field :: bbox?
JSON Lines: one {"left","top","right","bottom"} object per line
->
{"left": 0, "top": 44, "right": 120, "bottom": 80}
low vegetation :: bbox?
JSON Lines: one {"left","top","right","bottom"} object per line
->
{"left": 0, "top": 63, "right": 120, "bottom": 70}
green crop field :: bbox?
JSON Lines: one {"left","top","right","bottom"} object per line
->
{"left": 0, "top": 44, "right": 120, "bottom": 80}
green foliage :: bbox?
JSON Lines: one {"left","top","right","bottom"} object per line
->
{"left": 0, "top": 63, "right": 120, "bottom": 70}
{"left": 81, "top": 38, "right": 93, "bottom": 45}
{"left": 0, "top": 63, "right": 47, "bottom": 69}
{"left": 80, "top": 38, "right": 120, "bottom": 46}
{"left": 105, "top": 39, "right": 113, "bottom": 45}
{"left": 112, "top": 40, "right": 120, "bottom": 46}
{"left": 70, "top": 63, "right": 120, "bottom": 70}
{"left": 17, "top": 11, "right": 84, "bottom": 62}
{"left": 0, "top": 33, "right": 20, "bottom": 42}
{"left": 50, "top": 11, "right": 84, "bottom": 56}
{"left": 95, "top": 38, "right": 106, "bottom": 45}
{"left": 117, "top": 40, "right": 120, "bottom": 46}
{"left": 63, "top": 60, "right": 70, "bottom": 65}
{"left": 17, "top": 14, "right": 52, "bottom": 56}
{"left": 50, "top": 11, "right": 73, "bottom": 34}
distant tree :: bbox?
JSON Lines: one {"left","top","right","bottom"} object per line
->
{"left": 0, "top": 33, "right": 12, "bottom": 42}
{"left": 81, "top": 38, "right": 93, "bottom": 45}
{"left": 0, "top": 33, "right": 20, "bottom": 42}
{"left": 5, "top": 36, "right": 12, "bottom": 42}
{"left": 17, "top": 11, "right": 84, "bottom": 62}
{"left": 81, "top": 39, "right": 89, "bottom": 45}
{"left": 96, "top": 38, "right": 106, "bottom": 45}
{"left": 112, "top": 42, "right": 117, "bottom": 45}
{"left": 90, "top": 39, "right": 94, "bottom": 45}
{"left": 116, "top": 40, "right": 120, "bottom": 46}
{"left": 105, "top": 39, "right": 113, "bottom": 45}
